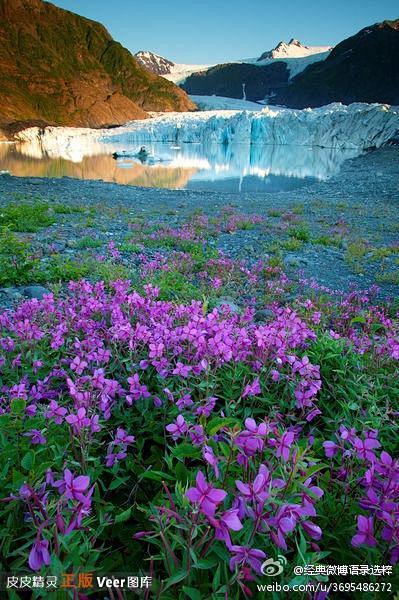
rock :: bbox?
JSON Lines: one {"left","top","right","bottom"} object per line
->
{"left": 284, "top": 254, "right": 308, "bottom": 268}
{"left": 215, "top": 296, "right": 241, "bottom": 314}
{"left": 254, "top": 308, "right": 275, "bottom": 323}
{"left": 23, "top": 285, "right": 51, "bottom": 300}
{"left": 0, "top": 286, "right": 23, "bottom": 300}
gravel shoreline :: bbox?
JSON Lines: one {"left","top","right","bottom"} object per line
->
{"left": 0, "top": 146, "right": 398, "bottom": 307}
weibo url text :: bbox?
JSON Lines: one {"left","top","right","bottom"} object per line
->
{"left": 257, "top": 582, "right": 393, "bottom": 594}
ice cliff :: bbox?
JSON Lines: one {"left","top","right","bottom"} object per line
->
{"left": 102, "top": 103, "right": 399, "bottom": 150}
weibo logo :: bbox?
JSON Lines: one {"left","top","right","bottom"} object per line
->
{"left": 260, "top": 555, "right": 287, "bottom": 576}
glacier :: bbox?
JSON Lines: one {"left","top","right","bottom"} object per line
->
{"left": 16, "top": 102, "right": 399, "bottom": 157}
{"left": 101, "top": 103, "right": 399, "bottom": 150}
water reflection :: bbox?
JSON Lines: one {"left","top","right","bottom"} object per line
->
{"left": 0, "top": 137, "right": 359, "bottom": 193}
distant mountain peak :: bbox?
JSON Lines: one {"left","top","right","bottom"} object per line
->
{"left": 258, "top": 39, "right": 332, "bottom": 62}
{"left": 134, "top": 51, "right": 175, "bottom": 75}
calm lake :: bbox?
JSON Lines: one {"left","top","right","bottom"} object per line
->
{"left": 0, "top": 140, "right": 358, "bottom": 193}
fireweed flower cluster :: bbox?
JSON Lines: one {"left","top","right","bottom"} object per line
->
{"left": 0, "top": 207, "right": 397, "bottom": 595}
{"left": 156, "top": 415, "right": 325, "bottom": 587}
{"left": 8, "top": 469, "right": 93, "bottom": 571}
{"left": 324, "top": 427, "right": 399, "bottom": 564}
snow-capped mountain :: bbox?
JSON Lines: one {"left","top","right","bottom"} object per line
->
{"left": 134, "top": 20, "right": 399, "bottom": 108}
{"left": 134, "top": 51, "right": 212, "bottom": 84}
{"left": 134, "top": 40, "right": 331, "bottom": 85}
{"left": 257, "top": 38, "right": 332, "bottom": 61}
{"left": 277, "top": 19, "right": 399, "bottom": 108}
{"left": 134, "top": 51, "right": 175, "bottom": 75}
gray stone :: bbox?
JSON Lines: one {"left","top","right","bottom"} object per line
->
{"left": 284, "top": 254, "right": 308, "bottom": 268}
{"left": 1, "top": 287, "right": 23, "bottom": 299}
{"left": 254, "top": 309, "right": 275, "bottom": 323}
{"left": 23, "top": 285, "right": 51, "bottom": 300}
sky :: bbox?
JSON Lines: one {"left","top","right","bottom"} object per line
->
{"left": 49, "top": 0, "right": 398, "bottom": 64}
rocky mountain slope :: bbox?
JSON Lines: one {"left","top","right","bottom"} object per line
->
{"left": 182, "top": 62, "right": 289, "bottom": 102}
{"left": 180, "top": 39, "right": 332, "bottom": 101}
{"left": 277, "top": 20, "right": 399, "bottom": 107}
{"left": 0, "top": 0, "right": 195, "bottom": 137}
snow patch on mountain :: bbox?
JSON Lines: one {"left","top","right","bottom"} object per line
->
{"left": 134, "top": 50, "right": 213, "bottom": 83}
{"left": 163, "top": 63, "right": 214, "bottom": 84}
{"left": 134, "top": 51, "right": 175, "bottom": 75}
{"left": 258, "top": 38, "right": 332, "bottom": 61}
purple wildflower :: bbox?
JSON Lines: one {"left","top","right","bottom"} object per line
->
{"left": 229, "top": 546, "right": 266, "bottom": 574}
{"left": 186, "top": 471, "right": 227, "bottom": 517}
{"left": 24, "top": 429, "right": 47, "bottom": 445}
{"left": 29, "top": 538, "right": 51, "bottom": 571}
{"left": 166, "top": 415, "right": 188, "bottom": 440}
{"left": 351, "top": 516, "right": 377, "bottom": 547}
{"left": 45, "top": 400, "right": 67, "bottom": 425}
{"left": 276, "top": 431, "right": 295, "bottom": 462}
{"left": 54, "top": 469, "right": 90, "bottom": 502}
{"left": 242, "top": 378, "right": 261, "bottom": 398}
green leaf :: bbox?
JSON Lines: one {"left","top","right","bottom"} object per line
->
{"left": 350, "top": 316, "right": 366, "bottom": 325}
{"left": 172, "top": 444, "right": 201, "bottom": 459}
{"left": 10, "top": 398, "right": 26, "bottom": 415}
{"left": 175, "top": 462, "right": 189, "bottom": 483}
{"left": 21, "top": 451, "right": 35, "bottom": 471}
{"left": 139, "top": 470, "right": 175, "bottom": 482}
{"left": 182, "top": 586, "right": 202, "bottom": 600}
{"left": 115, "top": 507, "right": 132, "bottom": 523}
{"left": 212, "top": 565, "right": 221, "bottom": 591}
{"left": 109, "top": 476, "right": 129, "bottom": 490}
{"left": 12, "top": 469, "right": 25, "bottom": 486}
{"left": 207, "top": 417, "right": 238, "bottom": 435}
{"left": 194, "top": 557, "right": 218, "bottom": 569}
{"left": 348, "top": 402, "right": 359, "bottom": 410}
{"left": 163, "top": 569, "right": 187, "bottom": 591}
{"left": 300, "top": 463, "right": 327, "bottom": 481}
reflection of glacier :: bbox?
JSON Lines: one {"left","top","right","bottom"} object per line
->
{"left": 178, "top": 142, "right": 357, "bottom": 180}
{"left": 14, "top": 133, "right": 110, "bottom": 163}
{"left": 128, "top": 141, "right": 358, "bottom": 181}
{"left": 11, "top": 135, "right": 358, "bottom": 181}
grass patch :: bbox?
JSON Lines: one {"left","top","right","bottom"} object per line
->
{"left": 267, "top": 209, "right": 282, "bottom": 218}
{"left": 0, "top": 203, "right": 55, "bottom": 232}
{"left": 287, "top": 224, "right": 310, "bottom": 242}
{"left": 0, "top": 228, "right": 38, "bottom": 286}
{"left": 52, "top": 204, "right": 87, "bottom": 215}
{"left": 376, "top": 270, "right": 399, "bottom": 285}
{"left": 345, "top": 240, "right": 368, "bottom": 266}
{"left": 313, "top": 234, "right": 343, "bottom": 248}
{"left": 148, "top": 270, "right": 203, "bottom": 302}
{"left": 73, "top": 236, "right": 103, "bottom": 250}
{"left": 281, "top": 238, "right": 303, "bottom": 251}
